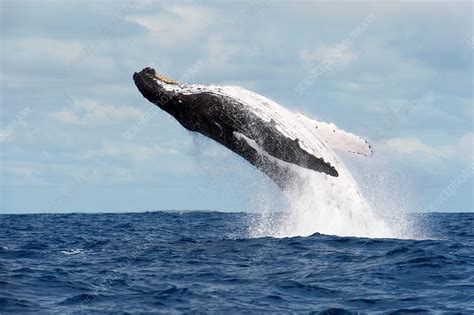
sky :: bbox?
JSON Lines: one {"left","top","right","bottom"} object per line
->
{"left": 0, "top": 0, "right": 472, "bottom": 214}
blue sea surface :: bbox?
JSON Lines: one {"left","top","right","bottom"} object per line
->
{"left": 0, "top": 212, "right": 473, "bottom": 314}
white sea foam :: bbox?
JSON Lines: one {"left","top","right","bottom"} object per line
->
{"left": 61, "top": 248, "right": 83, "bottom": 255}
{"left": 249, "top": 162, "right": 416, "bottom": 239}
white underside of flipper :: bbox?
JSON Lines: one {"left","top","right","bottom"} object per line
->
{"left": 294, "top": 113, "right": 373, "bottom": 157}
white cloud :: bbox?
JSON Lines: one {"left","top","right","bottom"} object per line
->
{"left": 1, "top": 163, "right": 45, "bottom": 185}
{"left": 153, "top": 144, "right": 179, "bottom": 155}
{"left": 2, "top": 37, "right": 82, "bottom": 69}
{"left": 440, "top": 133, "right": 474, "bottom": 163}
{"left": 51, "top": 99, "right": 144, "bottom": 126}
{"left": 379, "top": 133, "right": 474, "bottom": 163}
{"left": 299, "top": 45, "right": 358, "bottom": 69}
{"left": 339, "top": 81, "right": 361, "bottom": 92}
{"left": 99, "top": 167, "right": 133, "bottom": 180}
{"left": 5, "top": 165, "right": 40, "bottom": 178}
{"left": 84, "top": 141, "right": 178, "bottom": 162}
{"left": 126, "top": 5, "right": 213, "bottom": 43}
{"left": 380, "top": 137, "right": 437, "bottom": 155}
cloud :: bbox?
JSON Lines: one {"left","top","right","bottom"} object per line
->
{"left": 1, "top": 37, "right": 82, "bottom": 77}
{"left": 84, "top": 141, "right": 178, "bottom": 162}
{"left": 5, "top": 165, "right": 39, "bottom": 178}
{"left": 1, "top": 1, "right": 143, "bottom": 40}
{"left": 379, "top": 133, "right": 474, "bottom": 164}
{"left": 441, "top": 133, "right": 474, "bottom": 163}
{"left": 94, "top": 167, "right": 133, "bottom": 181}
{"left": 460, "top": 133, "right": 474, "bottom": 148}
{"left": 339, "top": 81, "right": 361, "bottom": 92}
{"left": 125, "top": 5, "right": 213, "bottom": 43}
{"left": 299, "top": 45, "right": 359, "bottom": 69}
{"left": 380, "top": 137, "right": 437, "bottom": 155}
{"left": 51, "top": 99, "right": 144, "bottom": 126}
{"left": 1, "top": 163, "right": 44, "bottom": 185}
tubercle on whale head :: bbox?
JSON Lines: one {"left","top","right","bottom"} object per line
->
{"left": 135, "top": 67, "right": 178, "bottom": 85}
{"left": 133, "top": 67, "right": 179, "bottom": 115}
{"left": 154, "top": 73, "right": 178, "bottom": 85}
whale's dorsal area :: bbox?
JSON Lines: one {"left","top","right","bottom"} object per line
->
{"left": 133, "top": 67, "right": 372, "bottom": 188}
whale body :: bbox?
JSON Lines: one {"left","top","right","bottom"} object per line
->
{"left": 133, "top": 67, "right": 372, "bottom": 189}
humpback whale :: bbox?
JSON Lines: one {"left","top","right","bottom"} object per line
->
{"left": 133, "top": 67, "right": 372, "bottom": 189}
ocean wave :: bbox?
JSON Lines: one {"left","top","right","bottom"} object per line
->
{"left": 0, "top": 211, "right": 472, "bottom": 313}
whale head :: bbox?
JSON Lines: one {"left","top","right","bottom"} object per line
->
{"left": 133, "top": 67, "right": 179, "bottom": 115}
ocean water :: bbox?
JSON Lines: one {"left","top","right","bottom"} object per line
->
{"left": 0, "top": 211, "right": 473, "bottom": 314}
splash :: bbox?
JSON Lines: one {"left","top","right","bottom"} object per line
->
{"left": 249, "top": 156, "right": 420, "bottom": 239}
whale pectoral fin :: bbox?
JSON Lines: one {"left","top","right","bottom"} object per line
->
{"left": 234, "top": 131, "right": 339, "bottom": 177}
{"left": 230, "top": 132, "right": 298, "bottom": 188}
{"left": 295, "top": 113, "right": 373, "bottom": 157}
